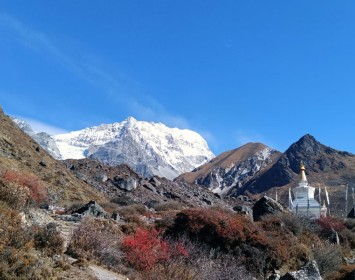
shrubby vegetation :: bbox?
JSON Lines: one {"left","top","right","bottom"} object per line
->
{"left": 67, "top": 217, "right": 123, "bottom": 269}
{"left": 1, "top": 166, "right": 355, "bottom": 279}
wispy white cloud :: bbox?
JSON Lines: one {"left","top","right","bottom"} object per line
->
{"left": 0, "top": 13, "right": 216, "bottom": 146}
{"left": 16, "top": 116, "right": 68, "bottom": 135}
{"left": 0, "top": 12, "right": 129, "bottom": 93}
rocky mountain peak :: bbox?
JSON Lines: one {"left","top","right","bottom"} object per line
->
{"left": 236, "top": 134, "right": 355, "bottom": 196}
{"left": 285, "top": 134, "right": 339, "bottom": 173}
{"left": 176, "top": 142, "right": 281, "bottom": 196}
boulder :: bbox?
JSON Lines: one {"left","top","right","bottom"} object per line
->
{"left": 347, "top": 206, "right": 355, "bottom": 218}
{"left": 143, "top": 183, "right": 157, "bottom": 193}
{"left": 112, "top": 176, "right": 137, "bottom": 191}
{"left": 111, "top": 212, "right": 120, "bottom": 221}
{"left": 94, "top": 173, "right": 108, "bottom": 183}
{"left": 233, "top": 205, "right": 253, "bottom": 220}
{"left": 149, "top": 177, "right": 161, "bottom": 187}
{"left": 72, "top": 201, "right": 108, "bottom": 218}
{"left": 144, "top": 200, "right": 160, "bottom": 209}
{"left": 202, "top": 198, "right": 212, "bottom": 205}
{"left": 280, "top": 261, "right": 322, "bottom": 280}
{"left": 164, "top": 192, "right": 180, "bottom": 199}
{"left": 253, "top": 196, "right": 284, "bottom": 221}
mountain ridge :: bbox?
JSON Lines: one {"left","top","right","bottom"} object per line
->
{"left": 13, "top": 116, "right": 215, "bottom": 180}
{"left": 176, "top": 142, "right": 281, "bottom": 195}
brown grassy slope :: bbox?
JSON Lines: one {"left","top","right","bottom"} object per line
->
{"left": 0, "top": 106, "right": 107, "bottom": 205}
{"left": 176, "top": 142, "right": 281, "bottom": 184}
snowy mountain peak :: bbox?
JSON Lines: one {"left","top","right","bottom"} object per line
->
{"left": 124, "top": 116, "right": 137, "bottom": 125}
{"left": 53, "top": 117, "right": 215, "bottom": 179}
{"left": 11, "top": 117, "right": 35, "bottom": 135}
{"left": 11, "top": 117, "right": 62, "bottom": 159}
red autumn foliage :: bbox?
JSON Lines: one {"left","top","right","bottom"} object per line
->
{"left": 2, "top": 169, "right": 47, "bottom": 205}
{"left": 316, "top": 216, "right": 346, "bottom": 232}
{"left": 170, "top": 208, "right": 268, "bottom": 250}
{"left": 122, "top": 227, "right": 188, "bottom": 271}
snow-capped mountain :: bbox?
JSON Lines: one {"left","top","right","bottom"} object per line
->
{"left": 11, "top": 117, "right": 62, "bottom": 159}
{"left": 176, "top": 143, "right": 281, "bottom": 195}
{"left": 53, "top": 117, "right": 215, "bottom": 179}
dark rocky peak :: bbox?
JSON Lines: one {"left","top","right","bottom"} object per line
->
{"left": 236, "top": 134, "right": 355, "bottom": 195}
{"left": 284, "top": 134, "right": 336, "bottom": 173}
{"left": 287, "top": 134, "right": 325, "bottom": 157}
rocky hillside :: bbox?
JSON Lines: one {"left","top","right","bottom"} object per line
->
{"left": 176, "top": 143, "right": 281, "bottom": 196}
{"left": 0, "top": 107, "right": 106, "bottom": 204}
{"left": 63, "top": 158, "right": 230, "bottom": 209}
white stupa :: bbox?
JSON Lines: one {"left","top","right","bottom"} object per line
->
{"left": 289, "top": 162, "right": 323, "bottom": 218}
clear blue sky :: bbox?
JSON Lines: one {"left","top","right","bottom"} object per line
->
{"left": 1, "top": 1, "right": 355, "bottom": 155}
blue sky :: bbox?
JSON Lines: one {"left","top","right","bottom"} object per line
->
{"left": 1, "top": 1, "right": 355, "bottom": 155}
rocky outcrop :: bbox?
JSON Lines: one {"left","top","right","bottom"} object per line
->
{"left": 252, "top": 196, "right": 284, "bottom": 221}
{"left": 233, "top": 205, "right": 253, "bottom": 220}
{"left": 32, "top": 132, "right": 62, "bottom": 159}
{"left": 112, "top": 176, "right": 138, "bottom": 191}
{"left": 72, "top": 201, "right": 108, "bottom": 218}
{"left": 280, "top": 261, "right": 322, "bottom": 280}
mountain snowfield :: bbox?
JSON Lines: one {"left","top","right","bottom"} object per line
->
{"left": 28, "top": 116, "right": 215, "bottom": 179}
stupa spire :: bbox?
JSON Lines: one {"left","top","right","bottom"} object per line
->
{"left": 299, "top": 161, "right": 307, "bottom": 183}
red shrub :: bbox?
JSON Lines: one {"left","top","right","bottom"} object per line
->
{"left": 169, "top": 208, "right": 267, "bottom": 250}
{"left": 317, "top": 216, "right": 346, "bottom": 232}
{"left": 122, "top": 227, "right": 188, "bottom": 271}
{"left": 2, "top": 170, "right": 46, "bottom": 205}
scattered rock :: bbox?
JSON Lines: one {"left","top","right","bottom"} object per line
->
{"left": 94, "top": 173, "right": 108, "bottom": 183}
{"left": 111, "top": 212, "right": 120, "bottom": 221}
{"left": 112, "top": 176, "right": 138, "bottom": 191}
{"left": 280, "top": 261, "right": 322, "bottom": 280}
{"left": 233, "top": 205, "right": 253, "bottom": 220}
{"left": 164, "top": 192, "right": 180, "bottom": 199}
{"left": 149, "top": 177, "right": 161, "bottom": 187}
{"left": 57, "top": 214, "right": 82, "bottom": 222}
{"left": 202, "top": 198, "right": 212, "bottom": 205}
{"left": 236, "top": 195, "right": 253, "bottom": 202}
{"left": 75, "top": 172, "right": 88, "bottom": 181}
{"left": 347, "top": 206, "right": 355, "bottom": 218}
{"left": 144, "top": 200, "right": 160, "bottom": 209}
{"left": 252, "top": 196, "right": 284, "bottom": 221}
{"left": 214, "top": 193, "right": 221, "bottom": 199}
{"left": 39, "top": 160, "right": 47, "bottom": 167}
{"left": 72, "top": 201, "right": 108, "bottom": 218}
{"left": 143, "top": 183, "right": 157, "bottom": 193}
{"left": 111, "top": 195, "right": 135, "bottom": 206}
{"left": 268, "top": 274, "right": 281, "bottom": 280}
